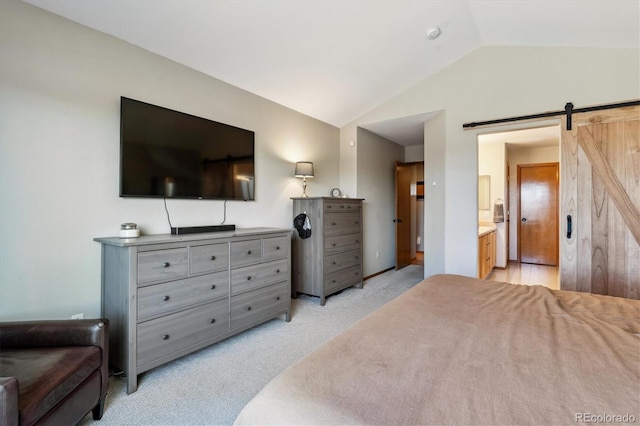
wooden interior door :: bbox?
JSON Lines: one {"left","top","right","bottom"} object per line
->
{"left": 518, "top": 163, "right": 559, "bottom": 265}
{"left": 395, "top": 162, "right": 412, "bottom": 270}
{"left": 561, "top": 105, "right": 640, "bottom": 299}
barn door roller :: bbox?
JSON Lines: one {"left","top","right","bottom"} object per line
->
{"left": 462, "top": 100, "right": 639, "bottom": 131}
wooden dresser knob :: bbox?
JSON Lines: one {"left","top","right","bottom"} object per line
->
{"left": 247, "top": 306, "right": 252, "bottom": 311}
{"left": 162, "top": 295, "right": 170, "bottom": 302}
{"left": 210, "top": 255, "right": 216, "bottom": 260}
{"left": 162, "top": 262, "right": 170, "bottom": 268}
{"left": 210, "top": 318, "right": 216, "bottom": 324}
{"left": 211, "top": 285, "right": 216, "bottom": 290}
{"left": 247, "top": 250, "right": 252, "bottom": 255}
{"left": 162, "top": 334, "right": 170, "bottom": 340}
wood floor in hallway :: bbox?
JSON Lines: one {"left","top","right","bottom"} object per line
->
{"left": 487, "top": 262, "right": 559, "bottom": 290}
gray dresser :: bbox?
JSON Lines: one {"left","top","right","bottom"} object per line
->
{"left": 291, "top": 197, "right": 364, "bottom": 305}
{"left": 94, "top": 227, "right": 291, "bottom": 394}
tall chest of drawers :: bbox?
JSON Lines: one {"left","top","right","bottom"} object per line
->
{"left": 291, "top": 197, "right": 364, "bottom": 305}
{"left": 94, "top": 228, "right": 291, "bottom": 394}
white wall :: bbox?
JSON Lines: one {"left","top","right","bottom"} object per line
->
{"left": 341, "top": 46, "right": 639, "bottom": 279}
{"left": 0, "top": 0, "right": 339, "bottom": 320}
{"left": 356, "top": 128, "right": 404, "bottom": 275}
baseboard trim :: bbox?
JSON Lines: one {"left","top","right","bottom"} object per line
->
{"left": 364, "top": 267, "right": 395, "bottom": 281}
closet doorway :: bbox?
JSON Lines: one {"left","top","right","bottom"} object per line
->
{"left": 395, "top": 161, "right": 424, "bottom": 270}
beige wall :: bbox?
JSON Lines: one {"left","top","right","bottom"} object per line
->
{"left": 0, "top": 0, "right": 339, "bottom": 320}
{"left": 342, "top": 46, "right": 639, "bottom": 278}
{"left": 356, "top": 128, "right": 404, "bottom": 274}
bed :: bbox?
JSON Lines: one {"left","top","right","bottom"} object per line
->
{"left": 234, "top": 274, "right": 640, "bottom": 425}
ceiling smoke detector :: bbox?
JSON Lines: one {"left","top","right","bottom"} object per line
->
{"left": 426, "top": 27, "right": 441, "bottom": 40}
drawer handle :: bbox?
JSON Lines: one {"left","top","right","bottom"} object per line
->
{"left": 331, "top": 261, "right": 336, "bottom": 265}
{"left": 210, "top": 318, "right": 216, "bottom": 324}
{"left": 162, "top": 295, "right": 170, "bottom": 302}
{"left": 211, "top": 285, "right": 216, "bottom": 290}
{"left": 276, "top": 269, "right": 280, "bottom": 273}
{"left": 340, "top": 205, "right": 345, "bottom": 209}
{"left": 247, "top": 306, "right": 252, "bottom": 311}
{"left": 247, "top": 250, "right": 252, "bottom": 255}
{"left": 162, "top": 262, "right": 170, "bottom": 268}
{"left": 162, "top": 334, "right": 170, "bottom": 340}
{"left": 355, "top": 239, "right": 360, "bottom": 243}
{"left": 355, "top": 221, "right": 359, "bottom": 224}
{"left": 354, "top": 272, "right": 359, "bottom": 276}
{"left": 331, "top": 222, "right": 336, "bottom": 226}
{"left": 276, "top": 246, "right": 280, "bottom": 250}
{"left": 332, "top": 243, "right": 336, "bottom": 247}
{"left": 276, "top": 296, "right": 281, "bottom": 301}
{"left": 210, "top": 255, "right": 216, "bottom": 260}
{"left": 247, "top": 276, "right": 252, "bottom": 281}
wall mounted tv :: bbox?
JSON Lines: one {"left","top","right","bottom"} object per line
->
{"left": 120, "top": 97, "right": 255, "bottom": 201}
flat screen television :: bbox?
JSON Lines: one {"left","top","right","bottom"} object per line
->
{"left": 120, "top": 97, "right": 255, "bottom": 200}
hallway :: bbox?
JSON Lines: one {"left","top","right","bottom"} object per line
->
{"left": 487, "top": 262, "right": 559, "bottom": 290}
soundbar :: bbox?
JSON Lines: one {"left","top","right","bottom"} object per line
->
{"left": 171, "top": 224, "right": 236, "bottom": 235}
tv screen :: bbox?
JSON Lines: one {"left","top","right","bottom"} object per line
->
{"left": 120, "top": 97, "right": 255, "bottom": 200}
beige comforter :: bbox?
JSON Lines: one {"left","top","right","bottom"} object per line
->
{"left": 235, "top": 274, "right": 640, "bottom": 425}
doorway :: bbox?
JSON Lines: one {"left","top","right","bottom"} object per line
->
{"left": 395, "top": 161, "right": 424, "bottom": 270}
{"left": 478, "top": 125, "right": 560, "bottom": 283}
{"left": 518, "top": 162, "right": 559, "bottom": 265}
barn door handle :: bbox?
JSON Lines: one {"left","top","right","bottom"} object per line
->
{"left": 567, "top": 215, "right": 572, "bottom": 239}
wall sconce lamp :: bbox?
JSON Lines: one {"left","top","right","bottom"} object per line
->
{"left": 294, "top": 161, "right": 314, "bottom": 197}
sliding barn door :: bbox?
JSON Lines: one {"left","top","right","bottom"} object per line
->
{"left": 560, "top": 105, "right": 640, "bottom": 299}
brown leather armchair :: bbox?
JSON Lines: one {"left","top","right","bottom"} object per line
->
{"left": 0, "top": 319, "right": 109, "bottom": 426}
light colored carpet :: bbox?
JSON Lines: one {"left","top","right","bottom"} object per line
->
{"left": 81, "top": 265, "right": 424, "bottom": 426}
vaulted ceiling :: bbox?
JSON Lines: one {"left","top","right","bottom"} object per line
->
{"left": 24, "top": 0, "right": 640, "bottom": 142}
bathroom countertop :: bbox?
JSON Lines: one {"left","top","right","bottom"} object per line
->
{"left": 478, "top": 223, "right": 497, "bottom": 237}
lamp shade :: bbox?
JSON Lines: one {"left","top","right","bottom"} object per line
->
{"left": 294, "top": 162, "right": 314, "bottom": 178}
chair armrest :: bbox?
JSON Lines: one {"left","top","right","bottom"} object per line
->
{"left": 0, "top": 319, "right": 108, "bottom": 350}
{"left": 0, "top": 377, "right": 19, "bottom": 426}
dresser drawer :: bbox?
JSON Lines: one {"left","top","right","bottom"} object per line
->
{"left": 190, "top": 243, "right": 229, "bottom": 275}
{"left": 230, "top": 239, "right": 262, "bottom": 267}
{"left": 324, "top": 201, "right": 362, "bottom": 212}
{"left": 262, "top": 235, "right": 289, "bottom": 261}
{"left": 137, "top": 271, "right": 229, "bottom": 321}
{"left": 230, "top": 281, "right": 289, "bottom": 331}
{"left": 325, "top": 265, "right": 362, "bottom": 294}
{"left": 324, "top": 212, "right": 361, "bottom": 236}
{"left": 138, "top": 248, "right": 188, "bottom": 284}
{"left": 325, "top": 234, "right": 362, "bottom": 254}
{"left": 137, "top": 299, "right": 229, "bottom": 368}
{"left": 324, "top": 249, "right": 361, "bottom": 274}
{"left": 231, "top": 259, "right": 288, "bottom": 295}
